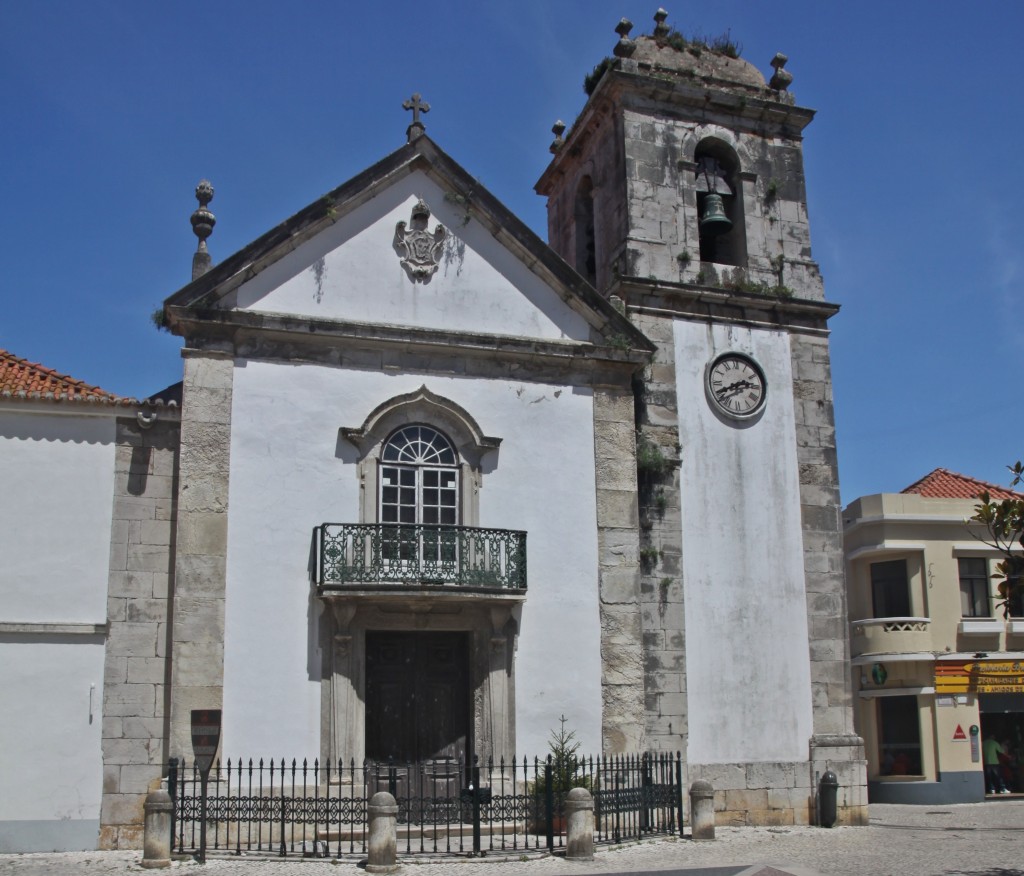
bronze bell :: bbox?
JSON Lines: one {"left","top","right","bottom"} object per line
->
{"left": 700, "top": 193, "right": 732, "bottom": 235}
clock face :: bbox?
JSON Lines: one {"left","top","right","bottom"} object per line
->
{"left": 706, "top": 354, "right": 767, "bottom": 419}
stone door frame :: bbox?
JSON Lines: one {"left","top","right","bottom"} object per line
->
{"left": 321, "top": 594, "right": 521, "bottom": 768}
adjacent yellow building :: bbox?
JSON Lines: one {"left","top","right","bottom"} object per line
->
{"left": 844, "top": 469, "right": 1024, "bottom": 803}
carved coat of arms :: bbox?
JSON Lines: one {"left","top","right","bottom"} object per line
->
{"left": 394, "top": 200, "right": 446, "bottom": 283}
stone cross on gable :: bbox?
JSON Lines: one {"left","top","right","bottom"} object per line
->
{"left": 404, "top": 93, "right": 430, "bottom": 143}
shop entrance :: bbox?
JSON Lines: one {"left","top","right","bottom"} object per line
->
{"left": 979, "top": 693, "right": 1024, "bottom": 794}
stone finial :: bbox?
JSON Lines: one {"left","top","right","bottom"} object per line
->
{"left": 653, "top": 8, "right": 670, "bottom": 38}
{"left": 613, "top": 18, "right": 635, "bottom": 57}
{"left": 549, "top": 120, "right": 566, "bottom": 154}
{"left": 190, "top": 179, "right": 215, "bottom": 281}
{"left": 403, "top": 93, "right": 430, "bottom": 143}
{"left": 769, "top": 53, "right": 793, "bottom": 91}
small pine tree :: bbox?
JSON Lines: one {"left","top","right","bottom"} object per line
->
{"left": 548, "top": 714, "right": 581, "bottom": 795}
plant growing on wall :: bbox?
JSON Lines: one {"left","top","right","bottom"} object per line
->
{"left": 583, "top": 57, "right": 614, "bottom": 96}
{"left": 636, "top": 436, "right": 672, "bottom": 480}
{"left": 971, "top": 461, "right": 1024, "bottom": 618}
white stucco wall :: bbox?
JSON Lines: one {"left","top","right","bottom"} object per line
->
{"left": 0, "top": 636, "right": 105, "bottom": 850}
{"left": 0, "top": 408, "right": 116, "bottom": 622}
{"left": 221, "top": 361, "right": 603, "bottom": 759}
{"left": 675, "top": 322, "right": 813, "bottom": 764}
{"left": 231, "top": 172, "right": 592, "bottom": 343}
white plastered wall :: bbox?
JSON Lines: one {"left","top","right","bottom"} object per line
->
{"left": 230, "top": 171, "right": 592, "bottom": 343}
{"left": 674, "top": 322, "right": 813, "bottom": 763}
{"left": 221, "top": 362, "right": 603, "bottom": 759}
{"left": 0, "top": 407, "right": 114, "bottom": 850}
{"left": 0, "top": 409, "right": 115, "bottom": 621}
{"left": 0, "top": 637, "right": 105, "bottom": 850}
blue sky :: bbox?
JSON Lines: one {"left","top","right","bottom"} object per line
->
{"left": 2, "top": 1, "right": 1022, "bottom": 504}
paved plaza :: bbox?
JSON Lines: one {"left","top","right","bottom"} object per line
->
{"left": 1, "top": 803, "right": 1022, "bottom": 876}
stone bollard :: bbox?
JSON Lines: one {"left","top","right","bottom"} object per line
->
{"left": 564, "top": 787, "right": 595, "bottom": 861}
{"left": 141, "top": 788, "right": 173, "bottom": 869}
{"left": 689, "top": 780, "right": 715, "bottom": 841}
{"left": 366, "top": 791, "right": 399, "bottom": 873}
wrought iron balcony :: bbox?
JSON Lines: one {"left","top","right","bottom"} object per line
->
{"left": 315, "top": 523, "right": 527, "bottom": 591}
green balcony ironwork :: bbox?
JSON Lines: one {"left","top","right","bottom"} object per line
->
{"left": 315, "top": 523, "right": 527, "bottom": 591}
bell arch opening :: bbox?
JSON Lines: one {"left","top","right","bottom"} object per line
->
{"left": 694, "top": 139, "right": 746, "bottom": 268}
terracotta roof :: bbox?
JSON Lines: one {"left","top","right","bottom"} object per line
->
{"left": 0, "top": 348, "right": 119, "bottom": 402}
{"left": 901, "top": 467, "right": 1023, "bottom": 501}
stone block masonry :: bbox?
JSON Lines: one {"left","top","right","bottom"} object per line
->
{"left": 167, "top": 351, "right": 234, "bottom": 760}
{"left": 100, "top": 412, "right": 180, "bottom": 849}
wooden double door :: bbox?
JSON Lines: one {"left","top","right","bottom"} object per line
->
{"left": 365, "top": 631, "right": 470, "bottom": 808}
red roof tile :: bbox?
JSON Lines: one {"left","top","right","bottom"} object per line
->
{"left": 0, "top": 348, "right": 119, "bottom": 402}
{"left": 901, "top": 467, "right": 1022, "bottom": 501}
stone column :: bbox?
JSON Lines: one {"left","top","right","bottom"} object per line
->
{"left": 168, "top": 350, "right": 234, "bottom": 758}
{"left": 592, "top": 387, "right": 645, "bottom": 753}
{"left": 790, "top": 334, "right": 867, "bottom": 824}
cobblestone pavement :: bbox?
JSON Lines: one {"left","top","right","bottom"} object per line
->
{"left": 2, "top": 803, "right": 1022, "bottom": 876}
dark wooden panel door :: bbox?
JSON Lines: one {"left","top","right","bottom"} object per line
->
{"left": 365, "top": 631, "right": 469, "bottom": 811}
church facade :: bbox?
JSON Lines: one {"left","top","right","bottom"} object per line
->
{"left": 2, "top": 13, "right": 867, "bottom": 853}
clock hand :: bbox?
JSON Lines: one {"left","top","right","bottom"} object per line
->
{"left": 716, "top": 379, "right": 754, "bottom": 399}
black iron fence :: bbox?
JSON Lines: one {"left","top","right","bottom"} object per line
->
{"left": 168, "top": 752, "right": 682, "bottom": 859}
{"left": 315, "top": 523, "right": 528, "bottom": 591}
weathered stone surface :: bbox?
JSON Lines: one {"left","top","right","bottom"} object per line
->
{"left": 171, "top": 642, "right": 225, "bottom": 685}
{"left": 106, "top": 623, "right": 160, "bottom": 657}
{"left": 103, "top": 736, "right": 161, "bottom": 765}
{"left": 176, "top": 511, "right": 228, "bottom": 557}
{"left": 125, "top": 599, "right": 168, "bottom": 624}
{"left": 126, "top": 657, "right": 168, "bottom": 685}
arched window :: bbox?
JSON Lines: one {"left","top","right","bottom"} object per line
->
{"left": 695, "top": 140, "right": 746, "bottom": 268}
{"left": 379, "top": 425, "right": 459, "bottom": 526}
{"left": 574, "top": 176, "right": 597, "bottom": 286}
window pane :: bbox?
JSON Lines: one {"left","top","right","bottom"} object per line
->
{"left": 378, "top": 429, "right": 460, "bottom": 527}
{"left": 871, "top": 560, "right": 911, "bottom": 618}
{"left": 958, "top": 558, "right": 989, "bottom": 618}
{"left": 878, "top": 695, "right": 922, "bottom": 776}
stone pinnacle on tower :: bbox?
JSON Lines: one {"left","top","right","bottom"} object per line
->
{"left": 190, "top": 179, "right": 216, "bottom": 281}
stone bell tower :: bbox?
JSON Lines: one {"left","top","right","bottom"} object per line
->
{"left": 537, "top": 10, "right": 867, "bottom": 825}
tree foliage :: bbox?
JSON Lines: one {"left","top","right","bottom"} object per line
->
{"left": 971, "top": 461, "right": 1024, "bottom": 619}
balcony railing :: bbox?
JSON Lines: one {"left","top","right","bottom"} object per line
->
{"left": 315, "top": 523, "right": 527, "bottom": 591}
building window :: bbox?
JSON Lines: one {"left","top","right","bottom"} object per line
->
{"left": 574, "top": 176, "right": 596, "bottom": 286}
{"left": 958, "top": 557, "right": 990, "bottom": 618}
{"left": 379, "top": 425, "right": 459, "bottom": 526}
{"left": 871, "top": 559, "right": 911, "bottom": 618}
{"left": 877, "top": 696, "right": 922, "bottom": 776}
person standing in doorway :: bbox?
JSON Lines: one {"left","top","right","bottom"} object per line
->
{"left": 983, "top": 734, "right": 1010, "bottom": 794}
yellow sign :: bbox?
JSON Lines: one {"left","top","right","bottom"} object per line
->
{"left": 935, "top": 660, "right": 1024, "bottom": 694}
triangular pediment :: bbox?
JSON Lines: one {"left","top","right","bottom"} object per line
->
{"left": 163, "top": 137, "right": 652, "bottom": 357}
